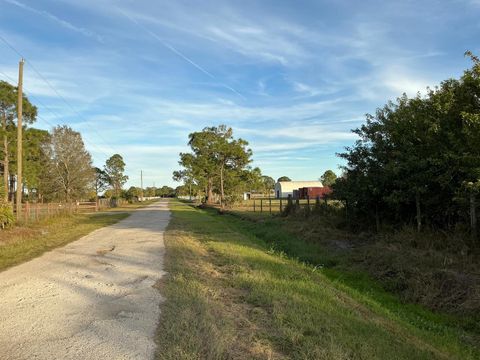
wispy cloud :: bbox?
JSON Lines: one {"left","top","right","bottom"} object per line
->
{"left": 0, "top": 0, "right": 474, "bottom": 186}
{"left": 113, "top": 4, "right": 313, "bottom": 66}
{"left": 206, "top": 24, "right": 307, "bottom": 65}
{"left": 118, "top": 8, "right": 245, "bottom": 100}
{"left": 3, "top": 0, "right": 103, "bottom": 42}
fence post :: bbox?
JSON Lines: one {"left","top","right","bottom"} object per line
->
{"left": 26, "top": 201, "right": 30, "bottom": 221}
{"left": 35, "top": 203, "right": 39, "bottom": 221}
{"left": 260, "top": 199, "right": 263, "bottom": 213}
{"left": 345, "top": 199, "right": 349, "bottom": 227}
{"left": 269, "top": 197, "right": 272, "bottom": 214}
{"left": 253, "top": 199, "right": 256, "bottom": 212}
{"left": 280, "top": 198, "right": 283, "bottom": 212}
{"left": 307, "top": 195, "right": 310, "bottom": 209}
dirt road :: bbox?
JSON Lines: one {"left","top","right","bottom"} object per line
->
{"left": 0, "top": 200, "right": 169, "bottom": 360}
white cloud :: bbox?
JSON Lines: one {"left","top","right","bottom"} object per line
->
{"left": 163, "top": 119, "right": 193, "bottom": 128}
{"left": 1, "top": 0, "right": 466, "bottom": 187}
{"left": 381, "top": 69, "right": 433, "bottom": 97}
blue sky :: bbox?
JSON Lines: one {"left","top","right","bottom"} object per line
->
{"left": 0, "top": 0, "right": 479, "bottom": 188}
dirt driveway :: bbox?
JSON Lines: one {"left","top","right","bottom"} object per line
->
{"left": 0, "top": 200, "right": 169, "bottom": 360}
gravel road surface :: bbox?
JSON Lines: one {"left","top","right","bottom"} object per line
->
{"left": 0, "top": 200, "right": 169, "bottom": 360}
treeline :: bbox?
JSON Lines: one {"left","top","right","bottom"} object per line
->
{"left": 122, "top": 185, "right": 176, "bottom": 201}
{"left": 0, "top": 80, "right": 130, "bottom": 225}
{"left": 173, "top": 125, "right": 275, "bottom": 206}
{"left": 334, "top": 54, "right": 480, "bottom": 239}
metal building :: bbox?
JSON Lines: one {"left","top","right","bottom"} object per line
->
{"left": 274, "top": 181, "right": 323, "bottom": 198}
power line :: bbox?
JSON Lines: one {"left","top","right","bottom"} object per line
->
{"left": 0, "top": 34, "right": 119, "bottom": 155}
{"left": 0, "top": 70, "right": 112, "bottom": 159}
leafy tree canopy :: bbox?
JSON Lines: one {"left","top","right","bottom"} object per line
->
{"left": 39, "top": 125, "right": 93, "bottom": 202}
{"left": 175, "top": 125, "right": 254, "bottom": 206}
{"left": 277, "top": 176, "right": 291, "bottom": 182}
{"left": 334, "top": 53, "right": 480, "bottom": 233}
{"left": 104, "top": 154, "right": 128, "bottom": 198}
{"left": 320, "top": 170, "right": 337, "bottom": 187}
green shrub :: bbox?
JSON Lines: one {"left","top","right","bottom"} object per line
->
{"left": 0, "top": 200, "right": 14, "bottom": 228}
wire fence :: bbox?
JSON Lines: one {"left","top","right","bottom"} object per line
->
{"left": 15, "top": 198, "right": 127, "bottom": 223}
{"left": 234, "top": 197, "right": 328, "bottom": 214}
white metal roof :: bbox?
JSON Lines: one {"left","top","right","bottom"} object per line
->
{"left": 275, "top": 181, "right": 323, "bottom": 192}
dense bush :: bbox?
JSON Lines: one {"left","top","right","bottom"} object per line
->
{"left": 335, "top": 54, "right": 480, "bottom": 240}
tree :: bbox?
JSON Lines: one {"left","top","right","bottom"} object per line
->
{"left": 125, "top": 186, "right": 142, "bottom": 201}
{"left": 0, "top": 81, "right": 37, "bottom": 200}
{"left": 210, "top": 126, "right": 252, "bottom": 207}
{"left": 40, "top": 125, "right": 94, "bottom": 202}
{"left": 145, "top": 186, "right": 156, "bottom": 197}
{"left": 93, "top": 167, "right": 109, "bottom": 201}
{"left": 320, "top": 170, "right": 337, "bottom": 187}
{"left": 173, "top": 169, "right": 198, "bottom": 200}
{"left": 175, "top": 185, "right": 189, "bottom": 197}
{"left": 277, "top": 176, "right": 291, "bottom": 182}
{"left": 157, "top": 185, "right": 175, "bottom": 197}
{"left": 104, "top": 154, "right": 128, "bottom": 198}
{"left": 262, "top": 176, "right": 275, "bottom": 195}
{"left": 0, "top": 184, "right": 13, "bottom": 228}
{"left": 335, "top": 54, "right": 480, "bottom": 237}
{"left": 175, "top": 125, "right": 254, "bottom": 207}
{"left": 23, "top": 128, "right": 50, "bottom": 201}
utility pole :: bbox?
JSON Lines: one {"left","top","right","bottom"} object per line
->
{"left": 140, "top": 170, "right": 144, "bottom": 201}
{"left": 16, "top": 58, "right": 24, "bottom": 219}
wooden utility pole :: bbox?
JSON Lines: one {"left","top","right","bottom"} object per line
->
{"left": 140, "top": 170, "right": 144, "bottom": 201}
{"left": 16, "top": 58, "right": 24, "bottom": 218}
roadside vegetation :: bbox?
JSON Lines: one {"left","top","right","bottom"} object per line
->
{"left": 172, "top": 54, "right": 480, "bottom": 331}
{"left": 173, "top": 125, "right": 267, "bottom": 207}
{"left": 0, "top": 212, "right": 127, "bottom": 271}
{"left": 0, "top": 200, "right": 159, "bottom": 272}
{"left": 334, "top": 53, "right": 480, "bottom": 237}
{"left": 156, "top": 200, "right": 479, "bottom": 359}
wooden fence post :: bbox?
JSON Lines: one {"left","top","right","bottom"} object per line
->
{"left": 260, "top": 199, "right": 263, "bottom": 213}
{"left": 307, "top": 195, "right": 310, "bottom": 209}
{"left": 280, "top": 198, "right": 283, "bottom": 212}
{"left": 253, "top": 199, "right": 256, "bottom": 212}
{"left": 269, "top": 197, "right": 272, "bottom": 214}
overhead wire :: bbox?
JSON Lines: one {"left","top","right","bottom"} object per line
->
{"left": 0, "top": 69, "right": 112, "bottom": 159}
{"left": 0, "top": 34, "right": 119, "bottom": 156}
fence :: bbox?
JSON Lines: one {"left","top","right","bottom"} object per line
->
{"left": 97, "top": 198, "right": 126, "bottom": 209}
{"left": 16, "top": 198, "right": 127, "bottom": 223}
{"left": 235, "top": 196, "right": 328, "bottom": 214}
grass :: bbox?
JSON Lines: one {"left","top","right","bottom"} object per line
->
{"left": 155, "top": 200, "right": 480, "bottom": 359}
{"left": 0, "top": 212, "right": 129, "bottom": 272}
{"left": 0, "top": 199, "right": 160, "bottom": 272}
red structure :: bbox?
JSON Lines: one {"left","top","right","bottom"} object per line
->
{"left": 298, "top": 186, "right": 332, "bottom": 199}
